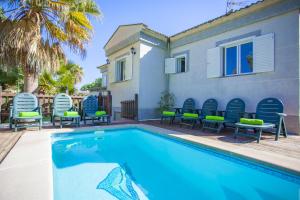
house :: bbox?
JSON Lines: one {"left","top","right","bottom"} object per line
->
{"left": 100, "top": 0, "right": 300, "bottom": 134}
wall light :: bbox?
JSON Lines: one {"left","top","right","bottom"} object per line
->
{"left": 131, "top": 47, "right": 136, "bottom": 55}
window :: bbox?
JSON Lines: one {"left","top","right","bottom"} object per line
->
{"left": 116, "top": 59, "right": 126, "bottom": 81}
{"left": 102, "top": 72, "right": 107, "bottom": 87}
{"left": 224, "top": 41, "right": 253, "bottom": 76}
{"left": 176, "top": 55, "right": 186, "bottom": 73}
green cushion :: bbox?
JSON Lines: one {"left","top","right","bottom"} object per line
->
{"left": 240, "top": 118, "right": 264, "bottom": 125}
{"left": 162, "top": 111, "right": 175, "bottom": 116}
{"left": 19, "top": 112, "right": 39, "bottom": 117}
{"left": 95, "top": 111, "right": 107, "bottom": 116}
{"left": 64, "top": 111, "right": 79, "bottom": 117}
{"left": 205, "top": 115, "right": 225, "bottom": 121}
{"left": 183, "top": 113, "right": 199, "bottom": 118}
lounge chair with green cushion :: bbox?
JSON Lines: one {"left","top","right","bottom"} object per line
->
{"left": 202, "top": 98, "right": 245, "bottom": 133}
{"left": 234, "top": 98, "right": 287, "bottom": 143}
{"left": 52, "top": 93, "right": 80, "bottom": 128}
{"left": 82, "top": 95, "right": 111, "bottom": 125}
{"left": 180, "top": 112, "right": 199, "bottom": 128}
{"left": 198, "top": 98, "right": 218, "bottom": 122}
{"left": 9, "top": 93, "right": 42, "bottom": 132}
{"left": 180, "top": 98, "right": 218, "bottom": 129}
{"left": 160, "top": 98, "right": 196, "bottom": 124}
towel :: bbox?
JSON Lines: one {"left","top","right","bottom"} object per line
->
{"left": 95, "top": 111, "right": 107, "bottom": 116}
{"left": 240, "top": 118, "right": 264, "bottom": 125}
{"left": 64, "top": 111, "right": 79, "bottom": 117}
{"left": 183, "top": 113, "right": 199, "bottom": 118}
{"left": 19, "top": 112, "right": 39, "bottom": 117}
{"left": 162, "top": 111, "right": 175, "bottom": 116}
{"left": 205, "top": 115, "right": 224, "bottom": 121}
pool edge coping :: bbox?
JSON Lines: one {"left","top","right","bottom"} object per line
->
{"left": 0, "top": 123, "right": 299, "bottom": 200}
{"left": 51, "top": 124, "right": 300, "bottom": 176}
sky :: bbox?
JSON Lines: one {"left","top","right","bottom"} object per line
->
{"left": 64, "top": 0, "right": 258, "bottom": 88}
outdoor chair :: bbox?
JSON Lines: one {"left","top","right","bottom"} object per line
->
{"left": 161, "top": 98, "right": 196, "bottom": 124}
{"left": 82, "top": 95, "right": 111, "bottom": 125}
{"left": 180, "top": 98, "right": 218, "bottom": 129}
{"left": 52, "top": 93, "right": 80, "bottom": 128}
{"left": 202, "top": 98, "right": 245, "bottom": 133}
{"left": 234, "top": 98, "right": 287, "bottom": 143}
{"left": 9, "top": 93, "right": 42, "bottom": 132}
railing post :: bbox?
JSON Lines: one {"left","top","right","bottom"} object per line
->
{"left": 134, "top": 93, "right": 138, "bottom": 121}
{"left": 98, "top": 92, "right": 103, "bottom": 110}
{"left": 107, "top": 91, "right": 112, "bottom": 116}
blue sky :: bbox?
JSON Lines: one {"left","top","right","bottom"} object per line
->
{"left": 65, "top": 0, "right": 258, "bottom": 88}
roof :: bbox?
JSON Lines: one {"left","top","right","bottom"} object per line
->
{"left": 97, "top": 63, "right": 108, "bottom": 69}
{"left": 103, "top": 0, "right": 292, "bottom": 50}
{"left": 103, "top": 23, "right": 168, "bottom": 49}
{"left": 170, "top": 0, "right": 266, "bottom": 40}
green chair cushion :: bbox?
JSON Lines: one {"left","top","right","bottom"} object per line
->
{"left": 240, "top": 118, "right": 264, "bottom": 125}
{"left": 162, "top": 111, "right": 175, "bottom": 116}
{"left": 64, "top": 111, "right": 79, "bottom": 117}
{"left": 95, "top": 111, "right": 107, "bottom": 116}
{"left": 183, "top": 113, "right": 199, "bottom": 118}
{"left": 205, "top": 115, "right": 225, "bottom": 121}
{"left": 19, "top": 112, "right": 39, "bottom": 117}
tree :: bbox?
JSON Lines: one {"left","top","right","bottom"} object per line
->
{"left": 80, "top": 78, "right": 102, "bottom": 91}
{"left": 0, "top": 67, "right": 23, "bottom": 92}
{"left": 38, "top": 61, "right": 84, "bottom": 95}
{"left": 56, "top": 62, "right": 84, "bottom": 94}
{"left": 0, "top": 7, "right": 5, "bottom": 20}
{"left": 38, "top": 71, "right": 57, "bottom": 95}
{"left": 0, "top": 0, "right": 101, "bottom": 92}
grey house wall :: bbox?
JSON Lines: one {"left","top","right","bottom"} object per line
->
{"left": 138, "top": 41, "right": 168, "bottom": 120}
{"left": 169, "top": 10, "right": 300, "bottom": 133}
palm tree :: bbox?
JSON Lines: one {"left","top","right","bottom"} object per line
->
{"left": 57, "top": 62, "right": 84, "bottom": 94}
{"left": 38, "top": 71, "right": 57, "bottom": 95}
{"left": 39, "top": 61, "right": 84, "bottom": 95}
{"left": 0, "top": 0, "right": 101, "bottom": 92}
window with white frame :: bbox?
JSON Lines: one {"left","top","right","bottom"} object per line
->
{"left": 102, "top": 72, "right": 108, "bottom": 87}
{"left": 206, "top": 33, "right": 274, "bottom": 79}
{"left": 224, "top": 41, "right": 253, "bottom": 76}
{"left": 116, "top": 59, "right": 126, "bottom": 81}
{"left": 175, "top": 55, "right": 186, "bottom": 73}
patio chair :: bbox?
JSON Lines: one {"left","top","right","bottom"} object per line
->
{"left": 161, "top": 98, "right": 196, "bottom": 124}
{"left": 9, "top": 93, "right": 42, "bottom": 132}
{"left": 52, "top": 93, "right": 80, "bottom": 128}
{"left": 234, "top": 98, "right": 287, "bottom": 143}
{"left": 180, "top": 98, "right": 218, "bottom": 129}
{"left": 202, "top": 98, "right": 245, "bottom": 133}
{"left": 198, "top": 98, "right": 218, "bottom": 123}
{"left": 82, "top": 95, "right": 111, "bottom": 125}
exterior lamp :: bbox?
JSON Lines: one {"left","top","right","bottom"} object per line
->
{"left": 131, "top": 47, "right": 136, "bottom": 55}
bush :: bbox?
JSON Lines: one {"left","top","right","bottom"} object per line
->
{"left": 157, "top": 91, "right": 175, "bottom": 113}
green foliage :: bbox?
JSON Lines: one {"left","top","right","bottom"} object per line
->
{"left": 38, "top": 61, "right": 83, "bottom": 95}
{"left": 39, "top": 71, "right": 57, "bottom": 95}
{"left": 80, "top": 78, "right": 102, "bottom": 91}
{"left": 0, "top": 7, "right": 5, "bottom": 20}
{"left": 0, "top": 0, "right": 101, "bottom": 92}
{"left": 157, "top": 91, "right": 175, "bottom": 113}
{"left": 0, "top": 67, "right": 23, "bottom": 92}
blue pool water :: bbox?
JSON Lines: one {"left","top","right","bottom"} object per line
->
{"left": 52, "top": 128, "right": 300, "bottom": 200}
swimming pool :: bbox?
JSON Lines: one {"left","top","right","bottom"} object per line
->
{"left": 52, "top": 128, "right": 300, "bottom": 200}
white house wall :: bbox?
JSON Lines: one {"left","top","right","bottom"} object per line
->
{"left": 169, "top": 10, "right": 300, "bottom": 133}
{"left": 107, "top": 42, "right": 140, "bottom": 117}
{"left": 138, "top": 41, "right": 168, "bottom": 119}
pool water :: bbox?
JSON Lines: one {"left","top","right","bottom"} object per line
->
{"left": 52, "top": 128, "right": 300, "bottom": 200}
